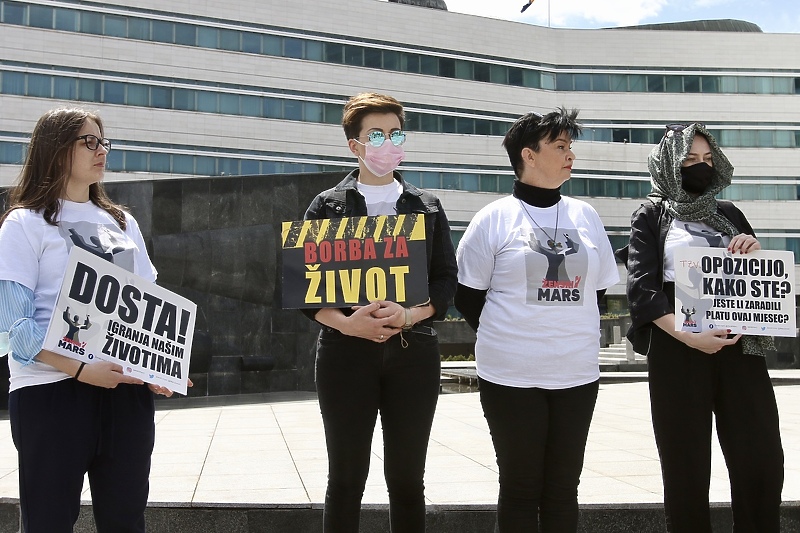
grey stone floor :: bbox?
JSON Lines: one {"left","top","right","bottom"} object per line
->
{"left": 0, "top": 371, "right": 800, "bottom": 506}
{"left": 0, "top": 375, "right": 797, "bottom": 513}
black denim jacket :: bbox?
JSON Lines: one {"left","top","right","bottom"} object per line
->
{"left": 623, "top": 198, "right": 754, "bottom": 353}
{"left": 301, "top": 170, "right": 458, "bottom": 324}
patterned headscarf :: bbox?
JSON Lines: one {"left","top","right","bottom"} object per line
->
{"left": 647, "top": 123, "right": 773, "bottom": 356}
{"left": 647, "top": 123, "right": 739, "bottom": 237}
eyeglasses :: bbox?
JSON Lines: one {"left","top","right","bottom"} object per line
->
{"left": 354, "top": 130, "right": 406, "bottom": 148}
{"left": 76, "top": 134, "right": 112, "bottom": 152}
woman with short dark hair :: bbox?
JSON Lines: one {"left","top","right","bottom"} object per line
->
{"left": 455, "top": 108, "right": 619, "bottom": 532}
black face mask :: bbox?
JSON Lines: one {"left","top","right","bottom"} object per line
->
{"left": 680, "top": 162, "right": 715, "bottom": 194}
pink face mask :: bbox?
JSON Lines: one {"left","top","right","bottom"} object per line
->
{"left": 360, "top": 142, "right": 405, "bottom": 177}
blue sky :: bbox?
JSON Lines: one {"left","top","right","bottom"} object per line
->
{"left": 439, "top": 0, "right": 799, "bottom": 33}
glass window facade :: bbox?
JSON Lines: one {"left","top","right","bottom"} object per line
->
{"left": 2, "top": 1, "right": 798, "bottom": 97}
{"left": 2, "top": 67, "right": 798, "bottom": 149}
{"left": 2, "top": 1, "right": 799, "bottom": 261}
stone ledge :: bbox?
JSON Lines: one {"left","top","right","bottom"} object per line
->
{"left": 1, "top": 501, "right": 797, "bottom": 532}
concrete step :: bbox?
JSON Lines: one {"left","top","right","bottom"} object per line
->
{"left": 13, "top": 500, "right": 797, "bottom": 532}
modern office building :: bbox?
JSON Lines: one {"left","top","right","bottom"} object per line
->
{"left": 2, "top": 0, "right": 799, "bottom": 312}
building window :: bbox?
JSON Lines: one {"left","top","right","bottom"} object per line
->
{"left": 701, "top": 76, "right": 719, "bottom": 93}
{"left": 24, "top": 73, "right": 49, "bottom": 97}
{"left": 105, "top": 14, "right": 127, "bottom": 38}
{"left": 150, "top": 152, "right": 171, "bottom": 173}
{"left": 629, "top": 75, "right": 646, "bottom": 92}
{"left": 173, "top": 88, "right": 196, "bottom": 111}
{"left": 79, "top": 11, "right": 103, "bottom": 35}
{"left": 684, "top": 75, "right": 700, "bottom": 93}
{"left": 241, "top": 32, "right": 261, "bottom": 54}
{"left": 0, "top": 142, "right": 24, "bottom": 164}
{"left": 175, "top": 23, "right": 196, "bottom": 46}
{"left": 284, "top": 37, "right": 303, "bottom": 59}
{"left": 473, "top": 63, "right": 490, "bottom": 83}
{"left": 54, "top": 8, "right": 77, "bottom": 31}
{"left": 104, "top": 81, "right": 126, "bottom": 104}
{"left": 2, "top": 1, "right": 26, "bottom": 25}
{"left": 647, "top": 75, "right": 664, "bottom": 92}
{"left": 145, "top": 86, "right": 170, "bottom": 108}
{"left": 241, "top": 95, "right": 261, "bottom": 117}
{"left": 28, "top": 5, "right": 52, "bottom": 29}
{"left": 421, "top": 55, "right": 439, "bottom": 76}
{"left": 592, "top": 74, "right": 610, "bottom": 92}
{"left": 219, "top": 93, "right": 239, "bottom": 114}
{"left": 197, "top": 91, "right": 218, "bottom": 113}
{"left": 78, "top": 78, "right": 101, "bottom": 102}
{"left": 151, "top": 20, "right": 174, "bottom": 43}
{"left": 284, "top": 100, "right": 303, "bottom": 121}
{"left": 384, "top": 50, "right": 401, "bottom": 71}
{"left": 128, "top": 17, "right": 150, "bottom": 40}
{"left": 53, "top": 77, "right": 76, "bottom": 100}
{"left": 556, "top": 73, "right": 573, "bottom": 91}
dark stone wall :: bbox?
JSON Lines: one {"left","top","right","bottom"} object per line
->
{"left": 0, "top": 172, "right": 346, "bottom": 398}
{"left": 107, "top": 172, "right": 347, "bottom": 396}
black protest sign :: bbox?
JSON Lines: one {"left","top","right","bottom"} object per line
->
{"left": 281, "top": 214, "right": 429, "bottom": 308}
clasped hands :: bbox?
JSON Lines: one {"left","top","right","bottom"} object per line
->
{"left": 346, "top": 300, "right": 406, "bottom": 343}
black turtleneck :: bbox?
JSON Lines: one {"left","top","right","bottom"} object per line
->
{"left": 454, "top": 179, "right": 606, "bottom": 330}
{"left": 513, "top": 179, "right": 561, "bottom": 208}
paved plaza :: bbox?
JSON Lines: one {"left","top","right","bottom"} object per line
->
{"left": 0, "top": 375, "right": 797, "bottom": 531}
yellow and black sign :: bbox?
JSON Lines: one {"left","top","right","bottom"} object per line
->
{"left": 281, "top": 214, "right": 429, "bottom": 308}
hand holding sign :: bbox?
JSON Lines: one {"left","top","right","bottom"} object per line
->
{"left": 75, "top": 359, "right": 145, "bottom": 388}
{"left": 43, "top": 247, "right": 196, "bottom": 395}
{"left": 673, "top": 248, "right": 796, "bottom": 337}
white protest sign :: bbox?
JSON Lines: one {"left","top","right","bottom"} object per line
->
{"left": 673, "top": 247, "right": 796, "bottom": 337}
{"left": 43, "top": 247, "right": 195, "bottom": 394}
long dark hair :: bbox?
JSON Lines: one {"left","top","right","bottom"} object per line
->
{"left": 0, "top": 108, "right": 126, "bottom": 228}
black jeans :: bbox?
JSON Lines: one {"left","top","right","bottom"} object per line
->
{"left": 10, "top": 379, "right": 154, "bottom": 533}
{"left": 648, "top": 327, "right": 784, "bottom": 533}
{"left": 479, "top": 377, "right": 599, "bottom": 533}
{"left": 315, "top": 327, "right": 441, "bottom": 532}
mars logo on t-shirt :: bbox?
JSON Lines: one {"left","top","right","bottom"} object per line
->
{"left": 524, "top": 228, "right": 589, "bottom": 306}
{"left": 58, "top": 221, "right": 136, "bottom": 272}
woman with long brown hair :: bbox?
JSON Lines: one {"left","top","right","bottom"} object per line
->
{"left": 0, "top": 108, "right": 171, "bottom": 532}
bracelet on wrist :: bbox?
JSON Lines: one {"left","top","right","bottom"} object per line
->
{"left": 402, "top": 307, "right": 414, "bottom": 331}
{"left": 74, "top": 361, "right": 86, "bottom": 381}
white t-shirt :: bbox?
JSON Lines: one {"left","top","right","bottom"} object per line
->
{"left": 457, "top": 195, "right": 619, "bottom": 389}
{"left": 0, "top": 200, "right": 157, "bottom": 391}
{"left": 663, "top": 219, "right": 730, "bottom": 281}
{"left": 357, "top": 180, "right": 402, "bottom": 216}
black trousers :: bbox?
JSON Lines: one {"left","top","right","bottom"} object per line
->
{"left": 479, "top": 377, "right": 599, "bottom": 533}
{"left": 648, "top": 327, "right": 784, "bottom": 533}
{"left": 315, "top": 327, "right": 441, "bottom": 533}
{"left": 9, "top": 379, "right": 155, "bottom": 533}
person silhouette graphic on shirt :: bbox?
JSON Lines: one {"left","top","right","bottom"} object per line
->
{"left": 530, "top": 232, "right": 579, "bottom": 282}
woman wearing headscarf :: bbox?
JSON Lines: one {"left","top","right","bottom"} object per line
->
{"left": 622, "top": 123, "right": 784, "bottom": 532}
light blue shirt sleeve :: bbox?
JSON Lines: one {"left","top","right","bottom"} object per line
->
{"left": 0, "top": 280, "right": 44, "bottom": 365}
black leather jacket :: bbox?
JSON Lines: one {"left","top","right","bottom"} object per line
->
{"left": 302, "top": 170, "right": 458, "bottom": 323}
{"left": 624, "top": 199, "right": 755, "bottom": 353}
